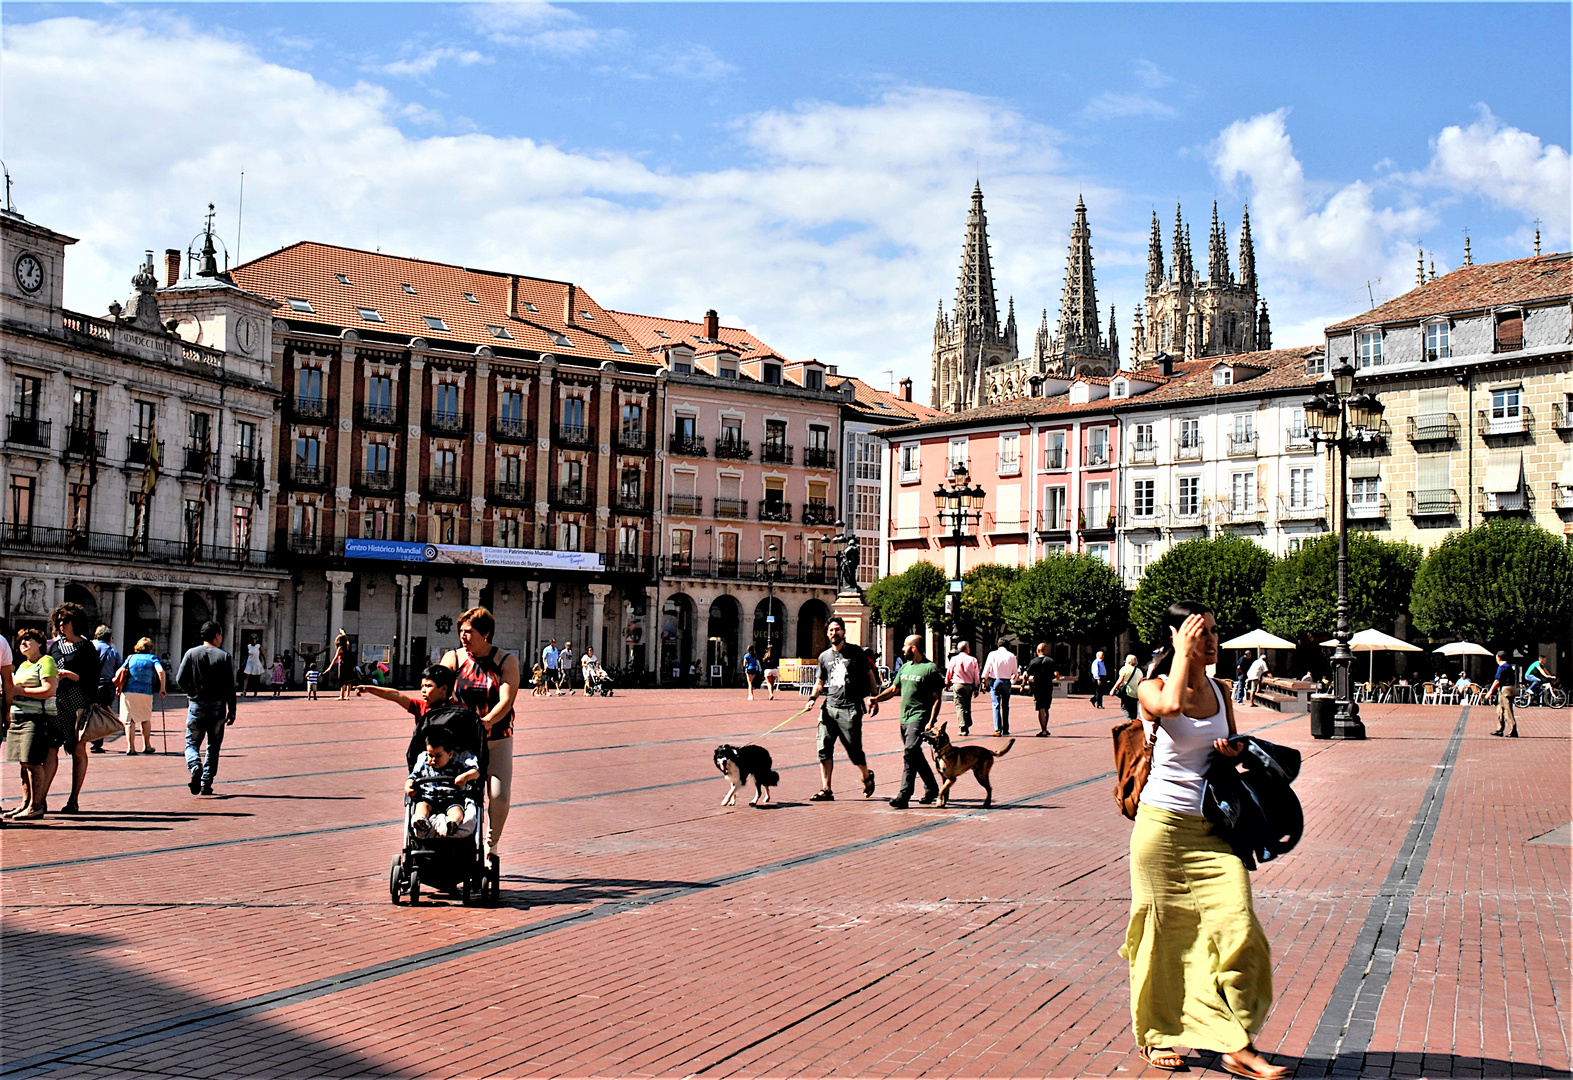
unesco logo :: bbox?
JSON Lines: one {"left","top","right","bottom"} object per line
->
{"left": 423, "top": 545, "right": 439, "bottom": 561}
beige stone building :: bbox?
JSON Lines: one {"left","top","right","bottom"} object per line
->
{"left": 1320, "top": 250, "right": 1571, "bottom": 547}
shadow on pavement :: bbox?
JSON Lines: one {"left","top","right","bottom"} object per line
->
{"left": 1284, "top": 1052, "right": 1570, "bottom": 1078}
{"left": 1, "top": 926, "right": 405, "bottom": 1079}
{"left": 502, "top": 874, "right": 717, "bottom": 907}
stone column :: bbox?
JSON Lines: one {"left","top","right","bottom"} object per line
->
{"left": 533, "top": 360, "right": 555, "bottom": 549}
{"left": 522, "top": 581, "right": 541, "bottom": 666}
{"left": 404, "top": 352, "right": 427, "bottom": 544}
{"left": 169, "top": 589, "right": 186, "bottom": 661}
{"left": 326, "top": 571, "right": 355, "bottom": 648}
{"left": 587, "top": 582, "right": 612, "bottom": 663}
{"left": 334, "top": 333, "right": 358, "bottom": 542}
{"left": 223, "top": 593, "right": 240, "bottom": 662}
{"left": 594, "top": 369, "right": 614, "bottom": 554}
{"left": 394, "top": 574, "right": 410, "bottom": 677}
{"left": 109, "top": 584, "right": 127, "bottom": 655}
{"left": 470, "top": 357, "right": 491, "bottom": 546}
{"left": 462, "top": 576, "right": 486, "bottom": 612}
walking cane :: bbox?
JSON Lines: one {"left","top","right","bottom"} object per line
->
{"left": 160, "top": 694, "right": 169, "bottom": 755}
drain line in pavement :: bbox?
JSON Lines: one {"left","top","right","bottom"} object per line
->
{"left": 1298, "top": 705, "right": 1471, "bottom": 1078}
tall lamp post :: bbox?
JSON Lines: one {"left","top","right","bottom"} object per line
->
{"left": 1307, "top": 358, "right": 1385, "bottom": 740}
{"left": 755, "top": 542, "right": 782, "bottom": 658}
{"left": 932, "top": 464, "right": 987, "bottom": 653}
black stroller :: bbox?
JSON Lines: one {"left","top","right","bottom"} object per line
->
{"left": 584, "top": 663, "right": 614, "bottom": 697}
{"left": 389, "top": 705, "right": 500, "bottom": 906}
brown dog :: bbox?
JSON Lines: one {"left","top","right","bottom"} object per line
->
{"left": 921, "top": 722, "right": 1014, "bottom": 808}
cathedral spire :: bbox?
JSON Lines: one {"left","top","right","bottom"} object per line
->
{"left": 1183, "top": 223, "right": 1194, "bottom": 282}
{"left": 1208, "top": 202, "right": 1225, "bottom": 282}
{"left": 1146, "top": 211, "right": 1165, "bottom": 293}
{"left": 1057, "top": 195, "right": 1102, "bottom": 357}
{"left": 954, "top": 181, "right": 1002, "bottom": 341}
{"left": 1108, "top": 305, "right": 1119, "bottom": 367}
{"left": 1172, "top": 204, "right": 1186, "bottom": 284}
{"left": 1256, "top": 301, "right": 1271, "bottom": 350}
{"left": 1238, "top": 204, "right": 1257, "bottom": 292}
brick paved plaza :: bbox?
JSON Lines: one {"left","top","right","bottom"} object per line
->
{"left": 2, "top": 689, "right": 1567, "bottom": 1079}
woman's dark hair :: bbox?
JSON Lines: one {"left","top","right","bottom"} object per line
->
{"left": 17, "top": 628, "right": 46, "bottom": 650}
{"left": 421, "top": 664, "right": 457, "bottom": 691}
{"left": 1146, "top": 600, "right": 1214, "bottom": 679}
{"left": 200, "top": 620, "right": 223, "bottom": 644}
{"left": 51, "top": 602, "right": 88, "bottom": 636}
{"left": 458, "top": 607, "right": 495, "bottom": 641}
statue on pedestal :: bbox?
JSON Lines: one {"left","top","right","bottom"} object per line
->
{"left": 834, "top": 529, "right": 862, "bottom": 598}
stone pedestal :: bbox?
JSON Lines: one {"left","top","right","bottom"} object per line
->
{"left": 831, "top": 591, "right": 872, "bottom": 649}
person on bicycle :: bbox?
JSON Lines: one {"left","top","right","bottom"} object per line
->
{"left": 1524, "top": 655, "right": 1551, "bottom": 704}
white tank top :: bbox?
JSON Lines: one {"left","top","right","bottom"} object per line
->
{"left": 1140, "top": 675, "right": 1229, "bottom": 816}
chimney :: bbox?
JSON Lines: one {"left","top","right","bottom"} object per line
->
{"left": 564, "top": 283, "right": 577, "bottom": 326}
{"left": 898, "top": 377, "right": 913, "bottom": 402}
{"left": 703, "top": 308, "right": 719, "bottom": 339}
{"left": 165, "top": 248, "right": 182, "bottom": 287}
{"left": 1158, "top": 352, "right": 1173, "bottom": 377}
{"left": 507, "top": 275, "right": 519, "bottom": 319}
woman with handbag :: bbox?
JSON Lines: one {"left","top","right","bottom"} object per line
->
{"left": 4, "top": 629, "right": 60, "bottom": 820}
{"left": 45, "top": 603, "right": 101, "bottom": 815}
{"left": 115, "top": 637, "right": 166, "bottom": 754}
{"left": 1122, "top": 601, "right": 1288, "bottom": 1079}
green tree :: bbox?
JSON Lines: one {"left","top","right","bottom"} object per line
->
{"left": 1128, "top": 534, "right": 1276, "bottom": 645}
{"left": 1260, "top": 532, "right": 1422, "bottom": 642}
{"left": 867, "top": 560, "right": 947, "bottom": 636}
{"left": 1003, "top": 553, "right": 1127, "bottom": 647}
{"left": 1410, "top": 520, "right": 1573, "bottom": 653}
{"left": 958, "top": 563, "right": 1021, "bottom": 646}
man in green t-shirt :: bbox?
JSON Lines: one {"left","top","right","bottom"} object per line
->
{"left": 873, "top": 634, "right": 942, "bottom": 809}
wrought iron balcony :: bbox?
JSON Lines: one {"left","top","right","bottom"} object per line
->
{"left": 714, "top": 498, "right": 748, "bottom": 520}
{"left": 1554, "top": 403, "right": 1573, "bottom": 433}
{"left": 125, "top": 436, "right": 162, "bottom": 466}
{"left": 355, "top": 469, "right": 398, "bottom": 493}
{"left": 292, "top": 396, "right": 332, "bottom": 421}
{"left": 1408, "top": 489, "right": 1460, "bottom": 518}
{"left": 758, "top": 501, "right": 793, "bottom": 523}
{"left": 1035, "top": 509, "right": 1068, "bottom": 534}
{"left": 1276, "top": 496, "right": 1326, "bottom": 522}
{"left": 1175, "top": 438, "right": 1204, "bottom": 462}
{"left": 1477, "top": 408, "right": 1532, "bottom": 439}
{"left": 231, "top": 455, "right": 266, "bottom": 484}
{"left": 668, "top": 434, "right": 707, "bottom": 457}
{"left": 1127, "top": 440, "right": 1157, "bottom": 464}
{"left": 1084, "top": 446, "right": 1111, "bottom": 467}
{"left": 488, "top": 479, "right": 533, "bottom": 506}
{"left": 6, "top": 415, "right": 50, "bottom": 449}
{"left": 553, "top": 483, "right": 590, "bottom": 509}
{"left": 666, "top": 493, "right": 703, "bottom": 516}
{"left": 287, "top": 463, "right": 330, "bottom": 489}
{"left": 491, "top": 416, "right": 534, "bottom": 444}
{"left": 358, "top": 403, "right": 400, "bottom": 430}
{"left": 65, "top": 425, "right": 108, "bottom": 458}
{"left": 1227, "top": 433, "right": 1259, "bottom": 458}
{"left": 1479, "top": 489, "right": 1531, "bottom": 516}
{"left": 803, "top": 446, "right": 836, "bottom": 470}
{"left": 1042, "top": 447, "right": 1067, "bottom": 470}
{"left": 713, "top": 438, "right": 752, "bottom": 461}
{"left": 760, "top": 443, "right": 793, "bottom": 465}
{"left": 615, "top": 427, "right": 650, "bottom": 453}
{"left": 1284, "top": 428, "right": 1315, "bottom": 453}
{"left": 554, "top": 422, "right": 594, "bottom": 448}
{"left": 1168, "top": 503, "right": 1208, "bottom": 529}
{"left": 1553, "top": 485, "right": 1573, "bottom": 510}
{"left": 801, "top": 500, "right": 836, "bottom": 526}
{"left": 614, "top": 489, "right": 651, "bottom": 515}
{"left": 1219, "top": 500, "right": 1267, "bottom": 526}
{"left": 183, "top": 444, "right": 213, "bottom": 474}
{"left": 1120, "top": 504, "right": 1165, "bottom": 528}
{"left": 423, "top": 475, "right": 468, "bottom": 500}
{"left": 0, "top": 522, "right": 262, "bottom": 566}
{"left": 1347, "top": 494, "right": 1391, "bottom": 521}
{"left": 1408, "top": 413, "right": 1460, "bottom": 443}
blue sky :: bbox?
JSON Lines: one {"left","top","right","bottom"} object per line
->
{"left": 5, "top": 2, "right": 1568, "bottom": 390}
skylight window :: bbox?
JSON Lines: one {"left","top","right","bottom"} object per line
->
{"left": 356, "top": 307, "right": 384, "bottom": 323}
{"left": 400, "top": 283, "right": 417, "bottom": 295}
{"left": 579, "top": 310, "right": 595, "bottom": 321}
{"left": 876, "top": 401, "right": 893, "bottom": 410}
{"left": 463, "top": 292, "right": 479, "bottom": 303}
{"left": 655, "top": 330, "right": 670, "bottom": 339}
{"left": 486, "top": 325, "right": 514, "bottom": 340}
{"left": 287, "top": 297, "right": 315, "bottom": 313}
{"left": 423, "top": 316, "right": 449, "bottom": 332}
{"left": 522, "top": 301, "right": 539, "bottom": 313}
{"left": 608, "top": 341, "right": 632, "bottom": 355}
{"left": 334, "top": 273, "right": 351, "bottom": 285}
{"left": 550, "top": 333, "right": 572, "bottom": 348}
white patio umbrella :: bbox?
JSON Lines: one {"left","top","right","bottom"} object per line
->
{"left": 1219, "top": 629, "right": 1298, "bottom": 651}
{"left": 1433, "top": 642, "right": 1495, "bottom": 657}
{"left": 1320, "top": 628, "right": 1423, "bottom": 682}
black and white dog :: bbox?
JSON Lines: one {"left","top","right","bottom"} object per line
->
{"left": 714, "top": 744, "right": 780, "bottom": 806}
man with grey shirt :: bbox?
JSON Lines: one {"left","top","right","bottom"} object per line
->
{"left": 176, "top": 621, "right": 237, "bottom": 795}
{"left": 804, "top": 616, "right": 879, "bottom": 801}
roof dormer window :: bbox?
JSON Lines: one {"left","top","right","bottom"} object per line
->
{"left": 522, "top": 301, "right": 539, "bottom": 314}
{"left": 400, "top": 283, "right": 417, "bottom": 295}
{"left": 579, "top": 310, "right": 595, "bottom": 321}
{"left": 463, "top": 292, "right": 478, "bottom": 304}
{"left": 719, "top": 365, "right": 737, "bottom": 380}
{"left": 763, "top": 363, "right": 782, "bottom": 385}
{"left": 1213, "top": 367, "right": 1234, "bottom": 387}
{"left": 805, "top": 369, "right": 823, "bottom": 390}
{"left": 1110, "top": 378, "right": 1128, "bottom": 398}
{"left": 609, "top": 341, "right": 632, "bottom": 355}
{"left": 287, "top": 298, "right": 315, "bottom": 314}
{"left": 550, "top": 333, "right": 572, "bottom": 348}
{"left": 422, "top": 316, "right": 449, "bottom": 332}
{"left": 655, "top": 330, "right": 670, "bottom": 339}
{"left": 356, "top": 307, "right": 384, "bottom": 323}
{"left": 486, "top": 325, "right": 513, "bottom": 340}
{"left": 334, "top": 273, "right": 351, "bottom": 286}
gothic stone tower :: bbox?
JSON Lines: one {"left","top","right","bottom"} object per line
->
{"left": 931, "top": 183, "right": 1018, "bottom": 412}
{"left": 1132, "top": 202, "right": 1269, "bottom": 366}
{"left": 1032, "top": 196, "right": 1116, "bottom": 378}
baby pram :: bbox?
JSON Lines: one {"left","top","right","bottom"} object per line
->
{"left": 584, "top": 663, "right": 614, "bottom": 697}
{"left": 389, "top": 704, "right": 500, "bottom": 906}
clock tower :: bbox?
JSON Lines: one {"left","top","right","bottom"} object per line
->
{"left": 0, "top": 206, "right": 76, "bottom": 334}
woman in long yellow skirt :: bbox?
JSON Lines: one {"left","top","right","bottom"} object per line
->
{"left": 1125, "top": 601, "right": 1289, "bottom": 1079}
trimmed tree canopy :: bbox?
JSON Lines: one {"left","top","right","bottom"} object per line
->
{"left": 1260, "top": 532, "right": 1422, "bottom": 643}
{"left": 1410, "top": 521, "right": 1573, "bottom": 653}
{"left": 959, "top": 563, "right": 1022, "bottom": 647}
{"left": 867, "top": 560, "right": 947, "bottom": 635}
{"left": 1128, "top": 534, "right": 1275, "bottom": 645}
{"left": 1003, "top": 553, "right": 1127, "bottom": 647}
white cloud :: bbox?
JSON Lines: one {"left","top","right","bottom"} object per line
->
{"left": 652, "top": 43, "right": 737, "bottom": 81}
{"left": 1083, "top": 60, "right": 1179, "bottom": 120}
{"left": 463, "top": 1, "right": 620, "bottom": 54}
{"left": 373, "top": 46, "right": 488, "bottom": 78}
{"left": 1421, "top": 106, "right": 1570, "bottom": 240}
{"left": 0, "top": 15, "right": 1090, "bottom": 386}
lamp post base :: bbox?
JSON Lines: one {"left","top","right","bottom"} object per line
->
{"left": 1331, "top": 702, "right": 1366, "bottom": 740}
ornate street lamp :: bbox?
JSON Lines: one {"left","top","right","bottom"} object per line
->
{"left": 754, "top": 543, "right": 783, "bottom": 657}
{"left": 932, "top": 464, "right": 987, "bottom": 648}
{"left": 1307, "top": 358, "right": 1386, "bottom": 739}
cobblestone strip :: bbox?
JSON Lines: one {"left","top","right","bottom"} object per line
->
{"left": 1300, "top": 706, "right": 1471, "bottom": 1077}
{"left": 1, "top": 772, "right": 1113, "bottom": 1078}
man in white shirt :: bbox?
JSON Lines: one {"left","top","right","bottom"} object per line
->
{"left": 945, "top": 643, "right": 982, "bottom": 735}
{"left": 1246, "top": 653, "right": 1270, "bottom": 707}
{"left": 981, "top": 640, "right": 1019, "bottom": 737}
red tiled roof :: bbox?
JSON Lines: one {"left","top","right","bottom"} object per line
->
{"left": 1326, "top": 253, "right": 1572, "bottom": 330}
{"left": 606, "top": 309, "right": 783, "bottom": 363}
{"left": 832, "top": 376, "right": 944, "bottom": 423}
{"left": 228, "top": 241, "right": 645, "bottom": 364}
{"left": 1115, "top": 347, "right": 1324, "bottom": 408}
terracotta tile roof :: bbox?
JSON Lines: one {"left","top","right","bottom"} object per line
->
{"left": 229, "top": 241, "right": 647, "bottom": 365}
{"left": 1326, "top": 252, "right": 1572, "bottom": 330}
{"left": 878, "top": 389, "right": 1121, "bottom": 437}
{"left": 1114, "top": 347, "right": 1324, "bottom": 408}
{"left": 606, "top": 309, "right": 782, "bottom": 363}
{"left": 832, "top": 377, "right": 944, "bottom": 423}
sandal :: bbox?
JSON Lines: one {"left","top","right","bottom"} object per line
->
{"left": 863, "top": 770, "right": 876, "bottom": 797}
{"left": 1219, "top": 1051, "right": 1289, "bottom": 1080}
{"left": 809, "top": 790, "right": 835, "bottom": 802}
{"left": 1139, "top": 1046, "right": 1185, "bottom": 1071}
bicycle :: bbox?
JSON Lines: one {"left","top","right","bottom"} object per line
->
{"left": 1513, "top": 680, "right": 1567, "bottom": 709}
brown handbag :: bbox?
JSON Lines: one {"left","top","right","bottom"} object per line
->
{"left": 1112, "top": 715, "right": 1155, "bottom": 819}
{"left": 77, "top": 703, "right": 123, "bottom": 744}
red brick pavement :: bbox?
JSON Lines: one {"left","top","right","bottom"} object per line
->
{"left": 1, "top": 689, "right": 1567, "bottom": 1078}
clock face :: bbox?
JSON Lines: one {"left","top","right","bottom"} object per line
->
{"left": 14, "top": 253, "right": 43, "bottom": 294}
{"left": 235, "top": 316, "right": 258, "bottom": 354}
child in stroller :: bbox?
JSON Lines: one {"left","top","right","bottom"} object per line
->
{"left": 584, "top": 660, "right": 614, "bottom": 697}
{"left": 407, "top": 726, "right": 479, "bottom": 839}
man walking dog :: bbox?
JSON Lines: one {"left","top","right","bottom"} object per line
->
{"left": 873, "top": 634, "right": 942, "bottom": 809}
{"left": 804, "top": 616, "right": 879, "bottom": 802}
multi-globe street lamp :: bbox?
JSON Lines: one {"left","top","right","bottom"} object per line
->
{"left": 755, "top": 542, "right": 783, "bottom": 658}
{"left": 932, "top": 464, "right": 987, "bottom": 648}
{"left": 1306, "top": 358, "right": 1386, "bottom": 740}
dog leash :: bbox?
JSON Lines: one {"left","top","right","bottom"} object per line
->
{"left": 759, "top": 700, "right": 817, "bottom": 737}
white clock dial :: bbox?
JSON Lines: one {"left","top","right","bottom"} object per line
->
{"left": 14, "top": 253, "right": 43, "bottom": 294}
{"left": 236, "top": 316, "right": 258, "bottom": 354}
